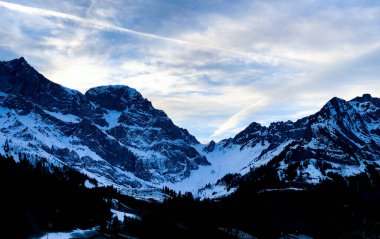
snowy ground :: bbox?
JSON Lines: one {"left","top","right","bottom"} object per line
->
{"left": 111, "top": 209, "right": 141, "bottom": 221}
{"left": 161, "top": 142, "right": 270, "bottom": 198}
{"left": 36, "top": 228, "right": 98, "bottom": 239}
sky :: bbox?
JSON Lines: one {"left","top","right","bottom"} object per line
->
{"left": 0, "top": 0, "right": 380, "bottom": 143}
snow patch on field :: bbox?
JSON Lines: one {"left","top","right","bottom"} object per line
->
{"left": 84, "top": 180, "right": 95, "bottom": 189}
{"left": 111, "top": 209, "right": 141, "bottom": 221}
{"left": 37, "top": 228, "right": 98, "bottom": 239}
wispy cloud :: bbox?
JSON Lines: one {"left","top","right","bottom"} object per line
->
{"left": 0, "top": 0, "right": 288, "bottom": 65}
{"left": 1, "top": 0, "right": 380, "bottom": 143}
{"left": 0, "top": 1, "right": 191, "bottom": 44}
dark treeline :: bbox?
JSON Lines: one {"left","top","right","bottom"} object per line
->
{"left": 221, "top": 166, "right": 380, "bottom": 238}
{"left": 0, "top": 154, "right": 114, "bottom": 238}
{"left": 2, "top": 151, "right": 380, "bottom": 238}
{"left": 0, "top": 153, "right": 161, "bottom": 239}
{"left": 124, "top": 163, "right": 380, "bottom": 239}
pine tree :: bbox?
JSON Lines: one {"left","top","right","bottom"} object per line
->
{"left": 3, "top": 139, "right": 10, "bottom": 155}
{"left": 111, "top": 216, "right": 120, "bottom": 233}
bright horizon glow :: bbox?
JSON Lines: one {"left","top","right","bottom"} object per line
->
{"left": 1, "top": 0, "right": 380, "bottom": 143}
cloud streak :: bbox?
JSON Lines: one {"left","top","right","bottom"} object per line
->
{"left": 1, "top": 0, "right": 380, "bottom": 143}
{"left": 0, "top": 1, "right": 190, "bottom": 44}
{"left": 0, "top": 0, "right": 289, "bottom": 65}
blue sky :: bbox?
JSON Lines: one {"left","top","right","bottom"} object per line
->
{"left": 1, "top": 0, "right": 380, "bottom": 143}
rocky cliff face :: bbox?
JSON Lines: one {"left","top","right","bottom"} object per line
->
{"left": 0, "top": 58, "right": 208, "bottom": 198}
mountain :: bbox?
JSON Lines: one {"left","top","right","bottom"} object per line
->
{"left": 198, "top": 94, "right": 380, "bottom": 197}
{"left": 1, "top": 57, "right": 379, "bottom": 200}
{"left": 0, "top": 57, "right": 209, "bottom": 199}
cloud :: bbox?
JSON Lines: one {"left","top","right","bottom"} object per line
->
{"left": 0, "top": 0, "right": 290, "bottom": 65}
{"left": 212, "top": 98, "right": 268, "bottom": 137}
{"left": 43, "top": 57, "right": 113, "bottom": 92}
{"left": 1, "top": 0, "right": 380, "bottom": 142}
{"left": 0, "top": 1, "right": 192, "bottom": 44}
{"left": 177, "top": 2, "right": 380, "bottom": 65}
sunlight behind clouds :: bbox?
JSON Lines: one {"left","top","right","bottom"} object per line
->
{"left": 43, "top": 57, "right": 112, "bottom": 92}
{"left": 1, "top": 0, "right": 380, "bottom": 143}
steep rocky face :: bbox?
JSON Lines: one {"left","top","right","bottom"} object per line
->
{"left": 0, "top": 58, "right": 208, "bottom": 197}
{"left": 84, "top": 85, "right": 208, "bottom": 182}
{"left": 0, "top": 57, "right": 90, "bottom": 116}
{"left": 231, "top": 118, "right": 308, "bottom": 149}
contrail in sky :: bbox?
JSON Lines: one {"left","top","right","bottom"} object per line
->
{"left": 0, "top": 0, "right": 295, "bottom": 65}
{"left": 0, "top": 0, "right": 191, "bottom": 45}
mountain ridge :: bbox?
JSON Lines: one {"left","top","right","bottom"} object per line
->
{"left": 0, "top": 57, "right": 379, "bottom": 200}
{"left": 199, "top": 93, "right": 380, "bottom": 197}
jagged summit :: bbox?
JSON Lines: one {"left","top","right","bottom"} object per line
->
{"left": 0, "top": 57, "right": 86, "bottom": 115}
{"left": 352, "top": 93, "right": 373, "bottom": 101}
{"left": 85, "top": 85, "right": 146, "bottom": 112}
{"left": 350, "top": 93, "right": 380, "bottom": 107}
{"left": 0, "top": 57, "right": 45, "bottom": 82}
{"left": 86, "top": 85, "right": 140, "bottom": 98}
{"left": 12, "top": 56, "right": 27, "bottom": 64}
{"left": 0, "top": 57, "right": 70, "bottom": 93}
{"left": 1, "top": 56, "right": 28, "bottom": 66}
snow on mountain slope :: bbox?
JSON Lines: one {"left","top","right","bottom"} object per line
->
{"left": 162, "top": 142, "right": 269, "bottom": 196}
{"left": 165, "top": 139, "right": 297, "bottom": 198}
